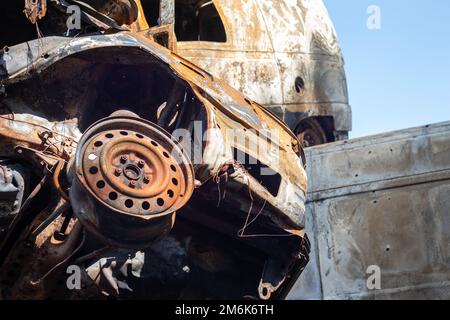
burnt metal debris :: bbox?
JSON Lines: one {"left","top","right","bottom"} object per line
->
{"left": 0, "top": 0, "right": 315, "bottom": 300}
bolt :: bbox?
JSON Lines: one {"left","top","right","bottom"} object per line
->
{"left": 129, "top": 181, "right": 137, "bottom": 188}
{"left": 120, "top": 155, "right": 128, "bottom": 164}
{"left": 138, "top": 160, "right": 145, "bottom": 168}
{"left": 114, "top": 168, "right": 122, "bottom": 176}
{"left": 143, "top": 175, "right": 150, "bottom": 184}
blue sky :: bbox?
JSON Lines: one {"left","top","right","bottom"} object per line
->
{"left": 323, "top": 0, "right": 450, "bottom": 138}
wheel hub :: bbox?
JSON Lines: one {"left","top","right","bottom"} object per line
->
{"left": 83, "top": 129, "right": 187, "bottom": 215}
{"left": 70, "top": 115, "right": 194, "bottom": 248}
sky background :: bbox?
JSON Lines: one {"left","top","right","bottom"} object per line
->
{"left": 323, "top": 0, "right": 450, "bottom": 138}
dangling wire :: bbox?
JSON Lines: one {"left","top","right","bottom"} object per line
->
{"left": 238, "top": 178, "right": 254, "bottom": 237}
{"left": 238, "top": 179, "right": 294, "bottom": 238}
{"left": 239, "top": 199, "right": 267, "bottom": 235}
{"left": 30, "top": 229, "right": 86, "bottom": 285}
{"left": 53, "top": 159, "right": 70, "bottom": 201}
{"left": 35, "top": 20, "right": 45, "bottom": 58}
{"left": 214, "top": 171, "right": 222, "bottom": 208}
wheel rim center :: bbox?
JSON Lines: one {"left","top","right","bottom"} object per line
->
{"left": 123, "top": 163, "right": 142, "bottom": 181}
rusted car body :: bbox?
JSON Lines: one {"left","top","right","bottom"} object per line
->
{"left": 172, "top": 0, "right": 352, "bottom": 146}
{"left": 123, "top": 0, "right": 351, "bottom": 146}
{"left": 0, "top": 1, "right": 309, "bottom": 299}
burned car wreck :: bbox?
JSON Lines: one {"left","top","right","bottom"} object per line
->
{"left": 0, "top": 0, "right": 309, "bottom": 300}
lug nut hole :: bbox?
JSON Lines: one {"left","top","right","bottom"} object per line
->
{"left": 96, "top": 180, "right": 106, "bottom": 189}
{"left": 125, "top": 199, "right": 134, "bottom": 208}
{"left": 89, "top": 166, "right": 98, "bottom": 174}
{"left": 109, "top": 192, "right": 118, "bottom": 200}
{"left": 142, "top": 201, "right": 150, "bottom": 210}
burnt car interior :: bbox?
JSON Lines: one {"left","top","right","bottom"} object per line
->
{"left": 0, "top": 1, "right": 308, "bottom": 300}
{"left": 174, "top": 0, "right": 227, "bottom": 42}
{"left": 1, "top": 1, "right": 108, "bottom": 48}
{"left": 1, "top": 1, "right": 46, "bottom": 47}
{"left": 1, "top": 0, "right": 227, "bottom": 48}
{"left": 140, "top": 0, "right": 227, "bottom": 42}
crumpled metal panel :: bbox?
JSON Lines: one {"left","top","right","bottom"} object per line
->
{"left": 2, "top": 32, "right": 307, "bottom": 232}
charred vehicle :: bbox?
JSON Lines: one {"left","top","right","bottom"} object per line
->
{"left": 109, "top": 0, "right": 352, "bottom": 147}
{"left": 0, "top": 1, "right": 309, "bottom": 299}
{"left": 172, "top": 0, "right": 352, "bottom": 146}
